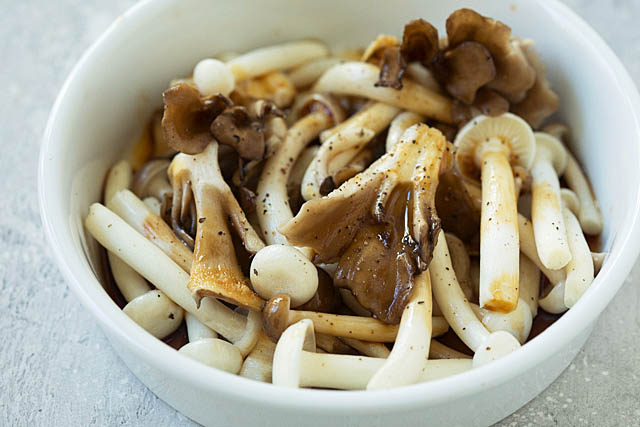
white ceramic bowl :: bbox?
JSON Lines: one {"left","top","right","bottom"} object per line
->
{"left": 39, "top": 0, "right": 640, "bottom": 425}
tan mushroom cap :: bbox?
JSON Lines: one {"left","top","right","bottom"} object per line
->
{"left": 437, "top": 41, "right": 496, "bottom": 104}
{"left": 454, "top": 113, "right": 536, "bottom": 181}
{"left": 534, "top": 132, "right": 567, "bottom": 174}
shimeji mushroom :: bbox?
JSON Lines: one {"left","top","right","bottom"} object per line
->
{"left": 561, "top": 189, "right": 595, "bottom": 307}
{"left": 85, "top": 203, "right": 258, "bottom": 351}
{"left": 272, "top": 319, "right": 471, "bottom": 389}
{"left": 249, "top": 244, "right": 318, "bottom": 307}
{"left": 429, "top": 340, "right": 472, "bottom": 360}
{"left": 302, "top": 102, "right": 400, "bottom": 200}
{"left": 366, "top": 271, "right": 433, "bottom": 389}
{"left": 239, "top": 331, "right": 277, "bottom": 382}
{"left": 445, "top": 232, "right": 474, "bottom": 302}
{"left": 262, "top": 294, "right": 448, "bottom": 343}
{"left": 539, "top": 281, "right": 567, "bottom": 314}
{"left": 517, "top": 214, "right": 566, "bottom": 289}
{"left": 168, "top": 143, "right": 265, "bottom": 309}
{"left": 131, "top": 159, "right": 172, "bottom": 202}
{"left": 454, "top": 113, "right": 536, "bottom": 312}
{"left": 104, "top": 160, "right": 184, "bottom": 339}
{"left": 592, "top": 252, "right": 606, "bottom": 274}
{"left": 339, "top": 338, "right": 391, "bottom": 358}
{"left": 518, "top": 254, "right": 540, "bottom": 318}
{"left": 530, "top": 132, "right": 571, "bottom": 270}
{"left": 287, "top": 57, "right": 343, "bottom": 89}
{"left": 543, "top": 123, "right": 603, "bottom": 235}
{"left": 385, "top": 111, "right": 423, "bottom": 151}
{"left": 313, "top": 62, "right": 452, "bottom": 123}
{"left": 281, "top": 124, "right": 451, "bottom": 323}
{"left": 430, "top": 232, "right": 521, "bottom": 367}
{"left": 470, "top": 299, "right": 532, "bottom": 344}
{"left": 256, "top": 93, "right": 344, "bottom": 247}
{"left": 192, "top": 40, "right": 329, "bottom": 97}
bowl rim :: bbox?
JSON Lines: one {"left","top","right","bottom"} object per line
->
{"left": 38, "top": 0, "right": 640, "bottom": 413}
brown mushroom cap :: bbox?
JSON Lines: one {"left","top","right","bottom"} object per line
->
{"left": 446, "top": 9, "right": 535, "bottom": 103}
{"left": 450, "top": 88, "right": 509, "bottom": 127}
{"left": 436, "top": 41, "right": 496, "bottom": 105}
{"left": 435, "top": 168, "right": 480, "bottom": 242}
{"left": 401, "top": 19, "right": 439, "bottom": 66}
{"left": 161, "top": 83, "right": 231, "bottom": 155}
{"left": 262, "top": 293, "right": 292, "bottom": 341}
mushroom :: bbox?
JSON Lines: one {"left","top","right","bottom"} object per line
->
{"left": 530, "top": 132, "right": 571, "bottom": 269}
{"left": 454, "top": 113, "right": 536, "bottom": 311}
{"left": 256, "top": 93, "right": 344, "bottom": 247}
{"left": 429, "top": 340, "right": 472, "bottom": 360}
{"left": 592, "top": 252, "right": 606, "bottom": 274}
{"left": 249, "top": 244, "right": 319, "bottom": 307}
{"left": 405, "top": 62, "right": 443, "bottom": 94}
{"left": 272, "top": 319, "right": 471, "bottom": 389}
{"left": 296, "top": 268, "right": 341, "bottom": 314}
{"left": 84, "top": 203, "right": 257, "bottom": 349}
{"left": 434, "top": 41, "right": 496, "bottom": 104}
{"left": 185, "top": 312, "right": 218, "bottom": 342}
{"left": 511, "top": 40, "right": 560, "bottom": 129}
{"left": 104, "top": 161, "right": 184, "bottom": 339}
{"left": 143, "top": 196, "right": 161, "bottom": 215}
{"left": 385, "top": 111, "right": 423, "bottom": 152}
{"left": 435, "top": 168, "right": 481, "bottom": 242}
{"left": 232, "top": 71, "right": 296, "bottom": 109}
{"left": 338, "top": 289, "right": 372, "bottom": 317}
{"left": 281, "top": 124, "right": 451, "bottom": 323}
{"left": 518, "top": 254, "right": 540, "bottom": 318}
{"left": 239, "top": 331, "right": 277, "bottom": 382}
{"left": 287, "top": 57, "right": 344, "bottom": 89}
{"left": 445, "top": 9, "right": 536, "bottom": 103}
{"left": 543, "top": 123, "right": 603, "bottom": 235}
{"left": 339, "top": 338, "right": 391, "bottom": 358}
{"left": 561, "top": 189, "right": 595, "bottom": 307}
{"left": 470, "top": 298, "right": 533, "bottom": 344}
{"left": 109, "top": 189, "right": 193, "bottom": 274}
{"left": 192, "top": 41, "right": 329, "bottom": 96}
{"left": 262, "top": 294, "right": 448, "bottom": 343}
{"left": 168, "top": 143, "right": 265, "bottom": 309}
{"left": 430, "top": 231, "right": 521, "bottom": 367}
{"left": 539, "top": 281, "right": 568, "bottom": 314}
{"left": 178, "top": 338, "right": 243, "bottom": 374}
{"left": 315, "top": 333, "right": 357, "bottom": 355}
{"left": 366, "top": 271, "right": 433, "bottom": 389}
{"left": 287, "top": 146, "right": 319, "bottom": 212}
{"left": 313, "top": 62, "right": 452, "bottom": 123}
{"left": 450, "top": 88, "right": 511, "bottom": 127}
{"left": 302, "top": 102, "right": 399, "bottom": 200}
{"left": 445, "top": 232, "right": 474, "bottom": 302}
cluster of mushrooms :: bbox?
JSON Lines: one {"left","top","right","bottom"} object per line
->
{"left": 85, "top": 9, "right": 605, "bottom": 390}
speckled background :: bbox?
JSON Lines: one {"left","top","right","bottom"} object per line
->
{"left": 1, "top": 0, "right": 639, "bottom": 426}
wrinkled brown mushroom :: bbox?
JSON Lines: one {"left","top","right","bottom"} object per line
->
{"left": 168, "top": 143, "right": 266, "bottom": 309}
{"left": 435, "top": 167, "right": 480, "bottom": 242}
{"left": 446, "top": 9, "right": 536, "bottom": 103}
{"left": 435, "top": 41, "right": 496, "bottom": 104}
{"left": 511, "top": 40, "right": 560, "bottom": 128}
{"left": 281, "top": 124, "right": 451, "bottom": 323}
{"left": 161, "top": 83, "right": 231, "bottom": 155}
{"left": 450, "top": 88, "right": 510, "bottom": 127}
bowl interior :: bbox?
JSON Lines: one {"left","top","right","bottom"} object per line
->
{"left": 40, "top": 0, "right": 640, "bottom": 413}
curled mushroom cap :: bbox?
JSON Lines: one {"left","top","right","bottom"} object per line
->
{"left": 122, "top": 283, "right": 184, "bottom": 339}
{"left": 250, "top": 244, "right": 319, "bottom": 307}
{"left": 161, "top": 83, "right": 231, "bottom": 154}
{"left": 446, "top": 9, "right": 535, "bottom": 103}
{"left": 455, "top": 113, "right": 535, "bottom": 311}
{"left": 282, "top": 124, "right": 451, "bottom": 323}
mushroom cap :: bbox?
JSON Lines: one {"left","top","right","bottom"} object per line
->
{"left": 178, "top": 338, "right": 243, "bottom": 374}
{"left": 361, "top": 34, "right": 399, "bottom": 62}
{"left": 560, "top": 188, "right": 580, "bottom": 215}
{"left": 272, "top": 319, "right": 317, "bottom": 387}
{"left": 534, "top": 132, "right": 567, "bottom": 174}
{"left": 193, "top": 58, "right": 235, "bottom": 97}
{"left": 122, "top": 290, "right": 184, "bottom": 339}
{"left": 262, "top": 293, "right": 293, "bottom": 341}
{"left": 454, "top": 113, "right": 536, "bottom": 181}
{"left": 250, "top": 244, "right": 319, "bottom": 307}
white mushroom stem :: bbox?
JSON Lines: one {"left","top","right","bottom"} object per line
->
{"left": 314, "top": 62, "right": 452, "bottom": 123}
{"left": 185, "top": 312, "right": 218, "bottom": 342}
{"left": 142, "top": 196, "right": 161, "bottom": 215}
{"left": 233, "top": 309, "right": 263, "bottom": 357}
{"left": 518, "top": 254, "right": 540, "bottom": 318}
{"left": 445, "top": 233, "right": 474, "bottom": 302}
{"left": 367, "top": 271, "right": 433, "bottom": 389}
{"left": 84, "top": 203, "right": 250, "bottom": 344}
{"left": 385, "top": 111, "right": 424, "bottom": 152}
{"left": 563, "top": 152, "right": 603, "bottom": 235}
{"left": 257, "top": 111, "right": 333, "bottom": 247}
{"left": 287, "top": 146, "right": 318, "bottom": 198}
{"left": 320, "top": 102, "right": 399, "bottom": 143}
{"left": 531, "top": 133, "right": 571, "bottom": 269}
{"left": 109, "top": 189, "right": 193, "bottom": 274}
{"left": 592, "top": 252, "right": 606, "bottom": 274}
{"left": 239, "top": 332, "right": 276, "bottom": 382}
{"left": 287, "top": 57, "right": 343, "bottom": 88}
{"left": 122, "top": 289, "right": 184, "bottom": 339}
{"left": 539, "top": 281, "right": 567, "bottom": 314}
{"left": 339, "top": 338, "right": 391, "bottom": 358}
{"left": 470, "top": 299, "right": 533, "bottom": 344}
{"left": 405, "top": 62, "right": 443, "bottom": 94}
{"left": 227, "top": 41, "right": 329, "bottom": 82}
{"left": 518, "top": 214, "right": 566, "bottom": 287}
{"left": 273, "top": 319, "right": 470, "bottom": 389}
{"left": 104, "top": 161, "right": 151, "bottom": 302}
{"left": 429, "top": 232, "right": 521, "bottom": 367}
{"left": 561, "top": 189, "right": 595, "bottom": 308}
{"left": 178, "top": 338, "right": 243, "bottom": 374}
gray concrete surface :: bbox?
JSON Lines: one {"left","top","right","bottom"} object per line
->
{"left": 1, "top": 0, "right": 638, "bottom": 425}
